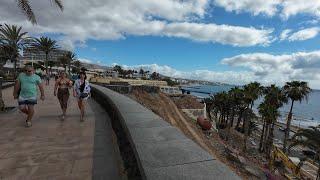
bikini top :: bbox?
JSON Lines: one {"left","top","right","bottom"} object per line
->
{"left": 58, "top": 78, "right": 71, "bottom": 88}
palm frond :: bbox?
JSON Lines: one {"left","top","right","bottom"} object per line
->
{"left": 52, "top": 0, "right": 63, "bottom": 10}
{"left": 16, "top": 0, "right": 37, "bottom": 24}
{"left": 290, "top": 126, "right": 320, "bottom": 151}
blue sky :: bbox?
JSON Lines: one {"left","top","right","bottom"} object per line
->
{"left": 2, "top": 0, "right": 320, "bottom": 88}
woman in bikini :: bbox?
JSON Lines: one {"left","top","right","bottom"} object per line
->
{"left": 54, "top": 71, "right": 73, "bottom": 120}
{"left": 73, "top": 71, "right": 91, "bottom": 122}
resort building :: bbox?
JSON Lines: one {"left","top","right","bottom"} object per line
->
{"left": 160, "top": 86, "right": 181, "bottom": 95}
{"left": 21, "top": 47, "right": 69, "bottom": 65}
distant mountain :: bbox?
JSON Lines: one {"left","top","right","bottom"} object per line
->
{"left": 160, "top": 75, "right": 234, "bottom": 86}
{"left": 80, "top": 62, "right": 112, "bottom": 70}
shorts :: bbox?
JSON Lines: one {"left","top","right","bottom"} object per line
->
{"left": 18, "top": 96, "right": 37, "bottom": 105}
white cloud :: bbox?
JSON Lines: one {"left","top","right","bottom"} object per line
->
{"left": 213, "top": 0, "right": 281, "bottom": 16}
{"left": 57, "top": 38, "right": 75, "bottom": 51}
{"left": 279, "top": 29, "right": 292, "bottom": 41}
{"left": 288, "top": 27, "right": 320, "bottom": 41}
{"left": 0, "top": 0, "right": 272, "bottom": 47}
{"left": 213, "top": 0, "right": 320, "bottom": 20}
{"left": 163, "top": 22, "right": 273, "bottom": 46}
{"left": 222, "top": 50, "right": 320, "bottom": 88}
{"left": 281, "top": 0, "right": 320, "bottom": 20}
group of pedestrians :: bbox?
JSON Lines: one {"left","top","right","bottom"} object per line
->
{"left": 13, "top": 65, "right": 91, "bottom": 127}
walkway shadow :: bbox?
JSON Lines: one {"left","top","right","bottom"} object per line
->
{"left": 91, "top": 101, "right": 124, "bottom": 180}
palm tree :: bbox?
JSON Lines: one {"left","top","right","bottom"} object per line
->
{"left": 258, "top": 85, "right": 287, "bottom": 157}
{"left": 283, "top": 81, "right": 311, "bottom": 152}
{"left": 32, "top": 36, "right": 58, "bottom": 73}
{"left": 242, "top": 108, "right": 257, "bottom": 152}
{"left": 72, "top": 60, "right": 81, "bottom": 74}
{"left": 0, "top": 44, "right": 13, "bottom": 74}
{"left": 244, "top": 82, "right": 263, "bottom": 109}
{"left": 65, "top": 51, "right": 76, "bottom": 75}
{"left": 289, "top": 125, "right": 320, "bottom": 179}
{"left": 16, "top": 0, "right": 63, "bottom": 24}
{"left": 0, "top": 24, "right": 29, "bottom": 77}
{"left": 229, "top": 87, "right": 250, "bottom": 130}
{"left": 113, "top": 65, "right": 124, "bottom": 75}
{"left": 58, "top": 55, "right": 68, "bottom": 71}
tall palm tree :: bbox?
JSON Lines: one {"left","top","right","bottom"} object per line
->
{"left": 258, "top": 85, "right": 287, "bottom": 157}
{"left": 32, "top": 36, "right": 58, "bottom": 73}
{"left": 242, "top": 108, "right": 256, "bottom": 152}
{"left": 65, "top": 51, "right": 76, "bottom": 75}
{"left": 72, "top": 60, "right": 81, "bottom": 74}
{"left": 244, "top": 82, "right": 263, "bottom": 109}
{"left": 16, "top": 0, "right": 63, "bottom": 24}
{"left": 289, "top": 125, "right": 320, "bottom": 179}
{"left": 58, "top": 55, "right": 68, "bottom": 71}
{"left": 283, "top": 81, "right": 311, "bottom": 152}
{"left": 0, "top": 24, "right": 29, "bottom": 77}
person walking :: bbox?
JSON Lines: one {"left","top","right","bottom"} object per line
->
{"left": 13, "top": 66, "right": 45, "bottom": 127}
{"left": 73, "top": 71, "right": 91, "bottom": 122}
{"left": 54, "top": 71, "right": 73, "bottom": 120}
{"left": 45, "top": 72, "right": 50, "bottom": 85}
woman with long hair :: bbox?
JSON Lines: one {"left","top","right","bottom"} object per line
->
{"left": 73, "top": 71, "right": 91, "bottom": 122}
{"left": 54, "top": 71, "right": 73, "bottom": 120}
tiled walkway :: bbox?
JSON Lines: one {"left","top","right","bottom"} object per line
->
{"left": 0, "top": 80, "right": 122, "bottom": 179}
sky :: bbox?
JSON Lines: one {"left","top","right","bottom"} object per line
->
{"left": 1, "top": 0, "right": 320, "bottom": 88}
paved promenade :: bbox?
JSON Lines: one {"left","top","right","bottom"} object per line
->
{"left": 0, "top": 80, "right": 121, "bottom": 179}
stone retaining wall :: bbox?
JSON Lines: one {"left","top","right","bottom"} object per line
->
{"left": 90, "top": 84, "right": 240, "bottom": 180}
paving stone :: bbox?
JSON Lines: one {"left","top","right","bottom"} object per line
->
{"left": 30, "top": 163, "right": 74, "bottom": 178}
{"left": 0, "top": 166, "right": 36, "bottom": 179}
{"left": 92, "top": 156, "right": 120, "bottom": 179}
{"left": 72, "top": 158, "right": 93, "bottom": 173}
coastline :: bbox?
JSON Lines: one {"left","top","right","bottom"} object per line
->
{"left": 186, "top": 84, "right": 320, "bottom": 128}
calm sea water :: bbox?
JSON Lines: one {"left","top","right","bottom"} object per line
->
{"left": 184, "top": 85, "right": 320, "bottom": 128}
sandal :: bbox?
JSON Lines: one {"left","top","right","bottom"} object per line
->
{"left": 25, "top": 120, "right": 32, "bottom": 127}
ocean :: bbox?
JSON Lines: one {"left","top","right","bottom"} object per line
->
{"left": 183, "top": 85, "right": 320, "bottom": 128}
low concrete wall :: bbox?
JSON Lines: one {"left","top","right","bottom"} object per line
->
{"left": 91, "top": 84, "right": 240, "bottom": 180}
{"left": 103, "top": 84, "right": 132, "bottom": 94}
